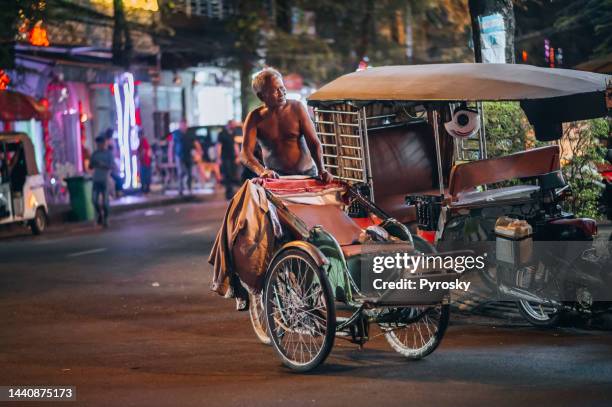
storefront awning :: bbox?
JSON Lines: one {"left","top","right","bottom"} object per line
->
{"left": 0, "top": 90, "right": 50, "bottom": 121}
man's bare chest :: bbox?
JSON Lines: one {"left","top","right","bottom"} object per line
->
{"left": 257, "top": 112, "right": 301, "bottom": 142}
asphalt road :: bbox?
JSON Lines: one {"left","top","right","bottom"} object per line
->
{"left": 1, "top": 197, "right": 611, "bottom": 407}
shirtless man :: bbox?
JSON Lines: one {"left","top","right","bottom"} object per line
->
{"left": 240, "top": 68, "right": 333, "bottom": 183}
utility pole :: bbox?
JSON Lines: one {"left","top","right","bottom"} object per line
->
{"left": 112, "top": 0, "right": 132, "bottom": 69}
{"left": 468, "top": 0, "right": 515, "bottom": 63}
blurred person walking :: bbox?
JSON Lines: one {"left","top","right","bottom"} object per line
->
{"left": 219, "top": 120, "right": 240, "bottom": 200}
{"left": 104, "top": 129, "right": 123, "bottom": 197}
{"left": 138, "top": 130, "right": 152, "bottom": 193}
{"left": 172, "top": 119, "right": 193, "bottom": 195}
{"left": 89, "top": 134, "right": 116, "bottom": 227}
{"left": 201, "top": 129, "right": 222, "bottom": 185}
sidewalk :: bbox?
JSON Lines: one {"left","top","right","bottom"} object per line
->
{"left": 48, "top": 187, "right": 218, "bottom": 224}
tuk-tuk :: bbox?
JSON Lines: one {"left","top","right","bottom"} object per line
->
{"left": 0, "top": 132, "right": 48, "bottom": 234}
{"left": 307, "top": 63, "right": 611, "bottom": 326}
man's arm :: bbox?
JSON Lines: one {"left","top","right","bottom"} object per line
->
{"left": 298, "top": 103, "right": 332, "bottom": 182}
{"left": 240, "top": 110, "right": 267, "bottom": 176}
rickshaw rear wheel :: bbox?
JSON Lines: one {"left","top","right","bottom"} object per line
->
{"left": 248, "top": 292, "right": 271, "bottom": 345}
{"left": 264, "top": 248, "right": 336, "bottom": 372}
{"left": 379, "top": 304, "right": 450, "bottom": 360}
{"left": 29, "top": 207, "right": 47, "bottom": 235}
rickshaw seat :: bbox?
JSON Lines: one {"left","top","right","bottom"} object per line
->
{"left": 285, "top": 203, "right": 363, "bottom": 246}
{"left": 367, "top": 122, "right": 441, "bottom": 223}
{"left": 448, "top": 145, "right": 560, "bottom": 200}
{"left": 453, "top": 184, "right": 540, "bottom": 206}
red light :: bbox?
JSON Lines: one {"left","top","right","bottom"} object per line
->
{"left": 522, "top": 50, "right": 528, "bottom": 63}
{"left": 0, "top": 69, "right": 10, "bottom": 90}
{"left": 29, "top": 21, "right": 50, "bottom": 47}
{"left": 549, "top": 47, "right": 555, "bottom": 68}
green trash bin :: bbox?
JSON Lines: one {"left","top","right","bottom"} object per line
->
{"left": 65, "top": 176, "right": 95, "bottom": 221}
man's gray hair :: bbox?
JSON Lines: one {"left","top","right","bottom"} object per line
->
{"left": 251, "top": 68, "right": 283, "bottom": 95}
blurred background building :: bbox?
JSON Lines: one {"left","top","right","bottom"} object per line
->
{"left": 1, "top": 0, "right": 609, "bottom": 196}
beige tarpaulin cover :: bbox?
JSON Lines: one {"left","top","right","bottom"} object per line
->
{"left": 208, "top": 181, "right": 277, "bottom": 297}
{"left": 308, "top": 64, "right": 610, "bottom": 102}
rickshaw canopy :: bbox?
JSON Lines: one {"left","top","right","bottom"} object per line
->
{"left": 0, "top": 132, "right": 40, "bottom": 176}
{"left": 308, "top": 63, "right": 610, "bottom": 127}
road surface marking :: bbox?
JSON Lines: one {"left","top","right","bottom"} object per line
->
{"left": 181, "top": 226, "right": 213, "bottom": 235}
{"left": 66, "top": 248, "right": 108, "bottom": 258}
{"left": 144, "top": 209, "right": 165, "bottom": 216}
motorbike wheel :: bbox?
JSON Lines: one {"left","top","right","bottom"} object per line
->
{"left": 379, "top": 304, "right": 450, "bottom": 359}
{"left": 29, "top": 207, "right": 47, "bottom": 235}
{"left": 412, "top": 234, "right": 437, "bottom": 254}
{"left": 248, "top": 292, "right": 271, "bottom": 345}
{"left": 515, "top": 264, "right": 562, "bottom": 327}
{"left": 264, "top": 248, "right": 336, "bottom": 372}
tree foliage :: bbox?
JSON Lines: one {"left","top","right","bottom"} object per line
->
{"left": 484, "top": 102, "right": 610, "bottom": 219}
{"left": 559, "top": 119, "right": 610, "bottom": 219}
{"left": 483, "top": 102, "right": 532, "bottom": 157}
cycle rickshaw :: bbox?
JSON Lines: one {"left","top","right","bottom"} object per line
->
{"left": 299, "top": 63, "right": 610, "bottom": 327}
{"left": 245, "top": 175, "right": 465, "bottom": 372}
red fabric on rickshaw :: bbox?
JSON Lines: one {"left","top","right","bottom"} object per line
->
{"left": 259, "top": 178, "right": 343, "bottom": 195}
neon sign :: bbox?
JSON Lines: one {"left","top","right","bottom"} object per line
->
{"left": 113, "top": 73, "right": 140, "bottom": 189}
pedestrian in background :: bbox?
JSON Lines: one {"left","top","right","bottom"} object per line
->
{"left": 172, "top": 119, "right": 193, "bottom": 195}
{"left": 138, "top": 130, "right": 152, "bottom": 193}
{"left": 104, "top": 129, "right": 123, "bottom": 197}
{"left": 199, "top": 128, "right": 222, "bottom": 186}
{"left": 89, "top": 134, "right": 116, "bottom": 227}
{"left": 218, "top": 120, "right": 240, "bottom": 200}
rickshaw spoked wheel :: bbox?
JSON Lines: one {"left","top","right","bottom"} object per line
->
{"left": 376, "top": 235, "right": 449, "bottom": 359}
{"left": 264, "top": 248, "right": 336, "bottom": 372}
{"left": 378, "top": 304, "right": 450, "bottom": 360}
{"left": 30, "top": 207, "right": 47, "bottom": 235}
{"left": 248, "top": 292, "right": 271, "bottom": 345}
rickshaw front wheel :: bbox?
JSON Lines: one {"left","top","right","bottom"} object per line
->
{"left": 264, "top": 248, "right": 336, "bottom": 372}
{"left": 379, "top": 304, "right": 450, "bottom": 360}
{"left": 29, "top": 207, "right": 47, "bottom": 235}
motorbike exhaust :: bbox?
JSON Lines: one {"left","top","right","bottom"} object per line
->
{"left": 498, "top": 284, "right": 564, "bottom": 308}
